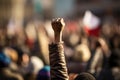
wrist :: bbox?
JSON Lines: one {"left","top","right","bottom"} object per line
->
{"left": 55, "top": 32, "right": 62, "bottom": 43}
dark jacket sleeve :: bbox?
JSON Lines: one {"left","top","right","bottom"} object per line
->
{"left": 49, "top": 43, "right": 69, "bottom": 80}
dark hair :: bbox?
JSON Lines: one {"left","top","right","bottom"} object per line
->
{"left": 75, "top": 72, "right": 96, "bottom": 80}
{"left": 95, "top": 40, "right": 101, "bottom": 48}
{"left": 110, "top": 34, "right": 120, "bottom": 49}
{"left": 0, "top": 45, "right": 3, "bottom": 52}
{"left": 109, "top": 49, "right": 120, "bottom": 68}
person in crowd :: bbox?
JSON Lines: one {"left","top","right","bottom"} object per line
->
{"left": 49, "top": 18, "right": 96, "bottom": 80}
{"left": 97, "top": 49, "right": 120, "bottom": 80}
{"left": 87, "top": 38, "right": 110, "bottom": 77}
{"left": 0, "top": 45, "right": 23, "bottom": 80}
{"left": 49, "top": 18, "right": 69, "bottom": 80}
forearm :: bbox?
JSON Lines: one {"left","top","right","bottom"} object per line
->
{"left": 54, "top": 32, "right": 62, "bottom": 43}
{"left": 89, "top": 49, "right": 103, "bottom": 73}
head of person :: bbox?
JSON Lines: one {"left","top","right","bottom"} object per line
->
{"left": 109, "top": 49, "right": 120, "bottom": 68}
{"left": 36, "top": 65, "right": 50, "bottom": 80}
{"left": 69, "top": 72, "right": 96, "bottom": 80}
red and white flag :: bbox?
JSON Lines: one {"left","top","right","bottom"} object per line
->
{"left": 83, "top": 10, "right": 101, "bottom": 37}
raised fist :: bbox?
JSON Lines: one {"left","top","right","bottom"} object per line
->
{"left": 51, "top": 18, "right": 65, "bottom": 34}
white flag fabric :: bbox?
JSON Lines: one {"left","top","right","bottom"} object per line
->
{"left": 83, "top": 10, "right": 101, "bottom": 36}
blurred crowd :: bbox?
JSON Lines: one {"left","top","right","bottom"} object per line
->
{"left": 0, "top": 15, "right": 120, "bottom": 80}
{"left": 0, "top": 0, "right": 120, "bottom": 80}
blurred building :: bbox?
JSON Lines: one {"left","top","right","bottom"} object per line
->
{"left": 74, "top": 0, "right": 120, "bottom": 17}
{"left": 0, "top": 0, "right": 120, "bottom": 22}
{"left": 0, "top": 0, "right": 12, "bottom": 21}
